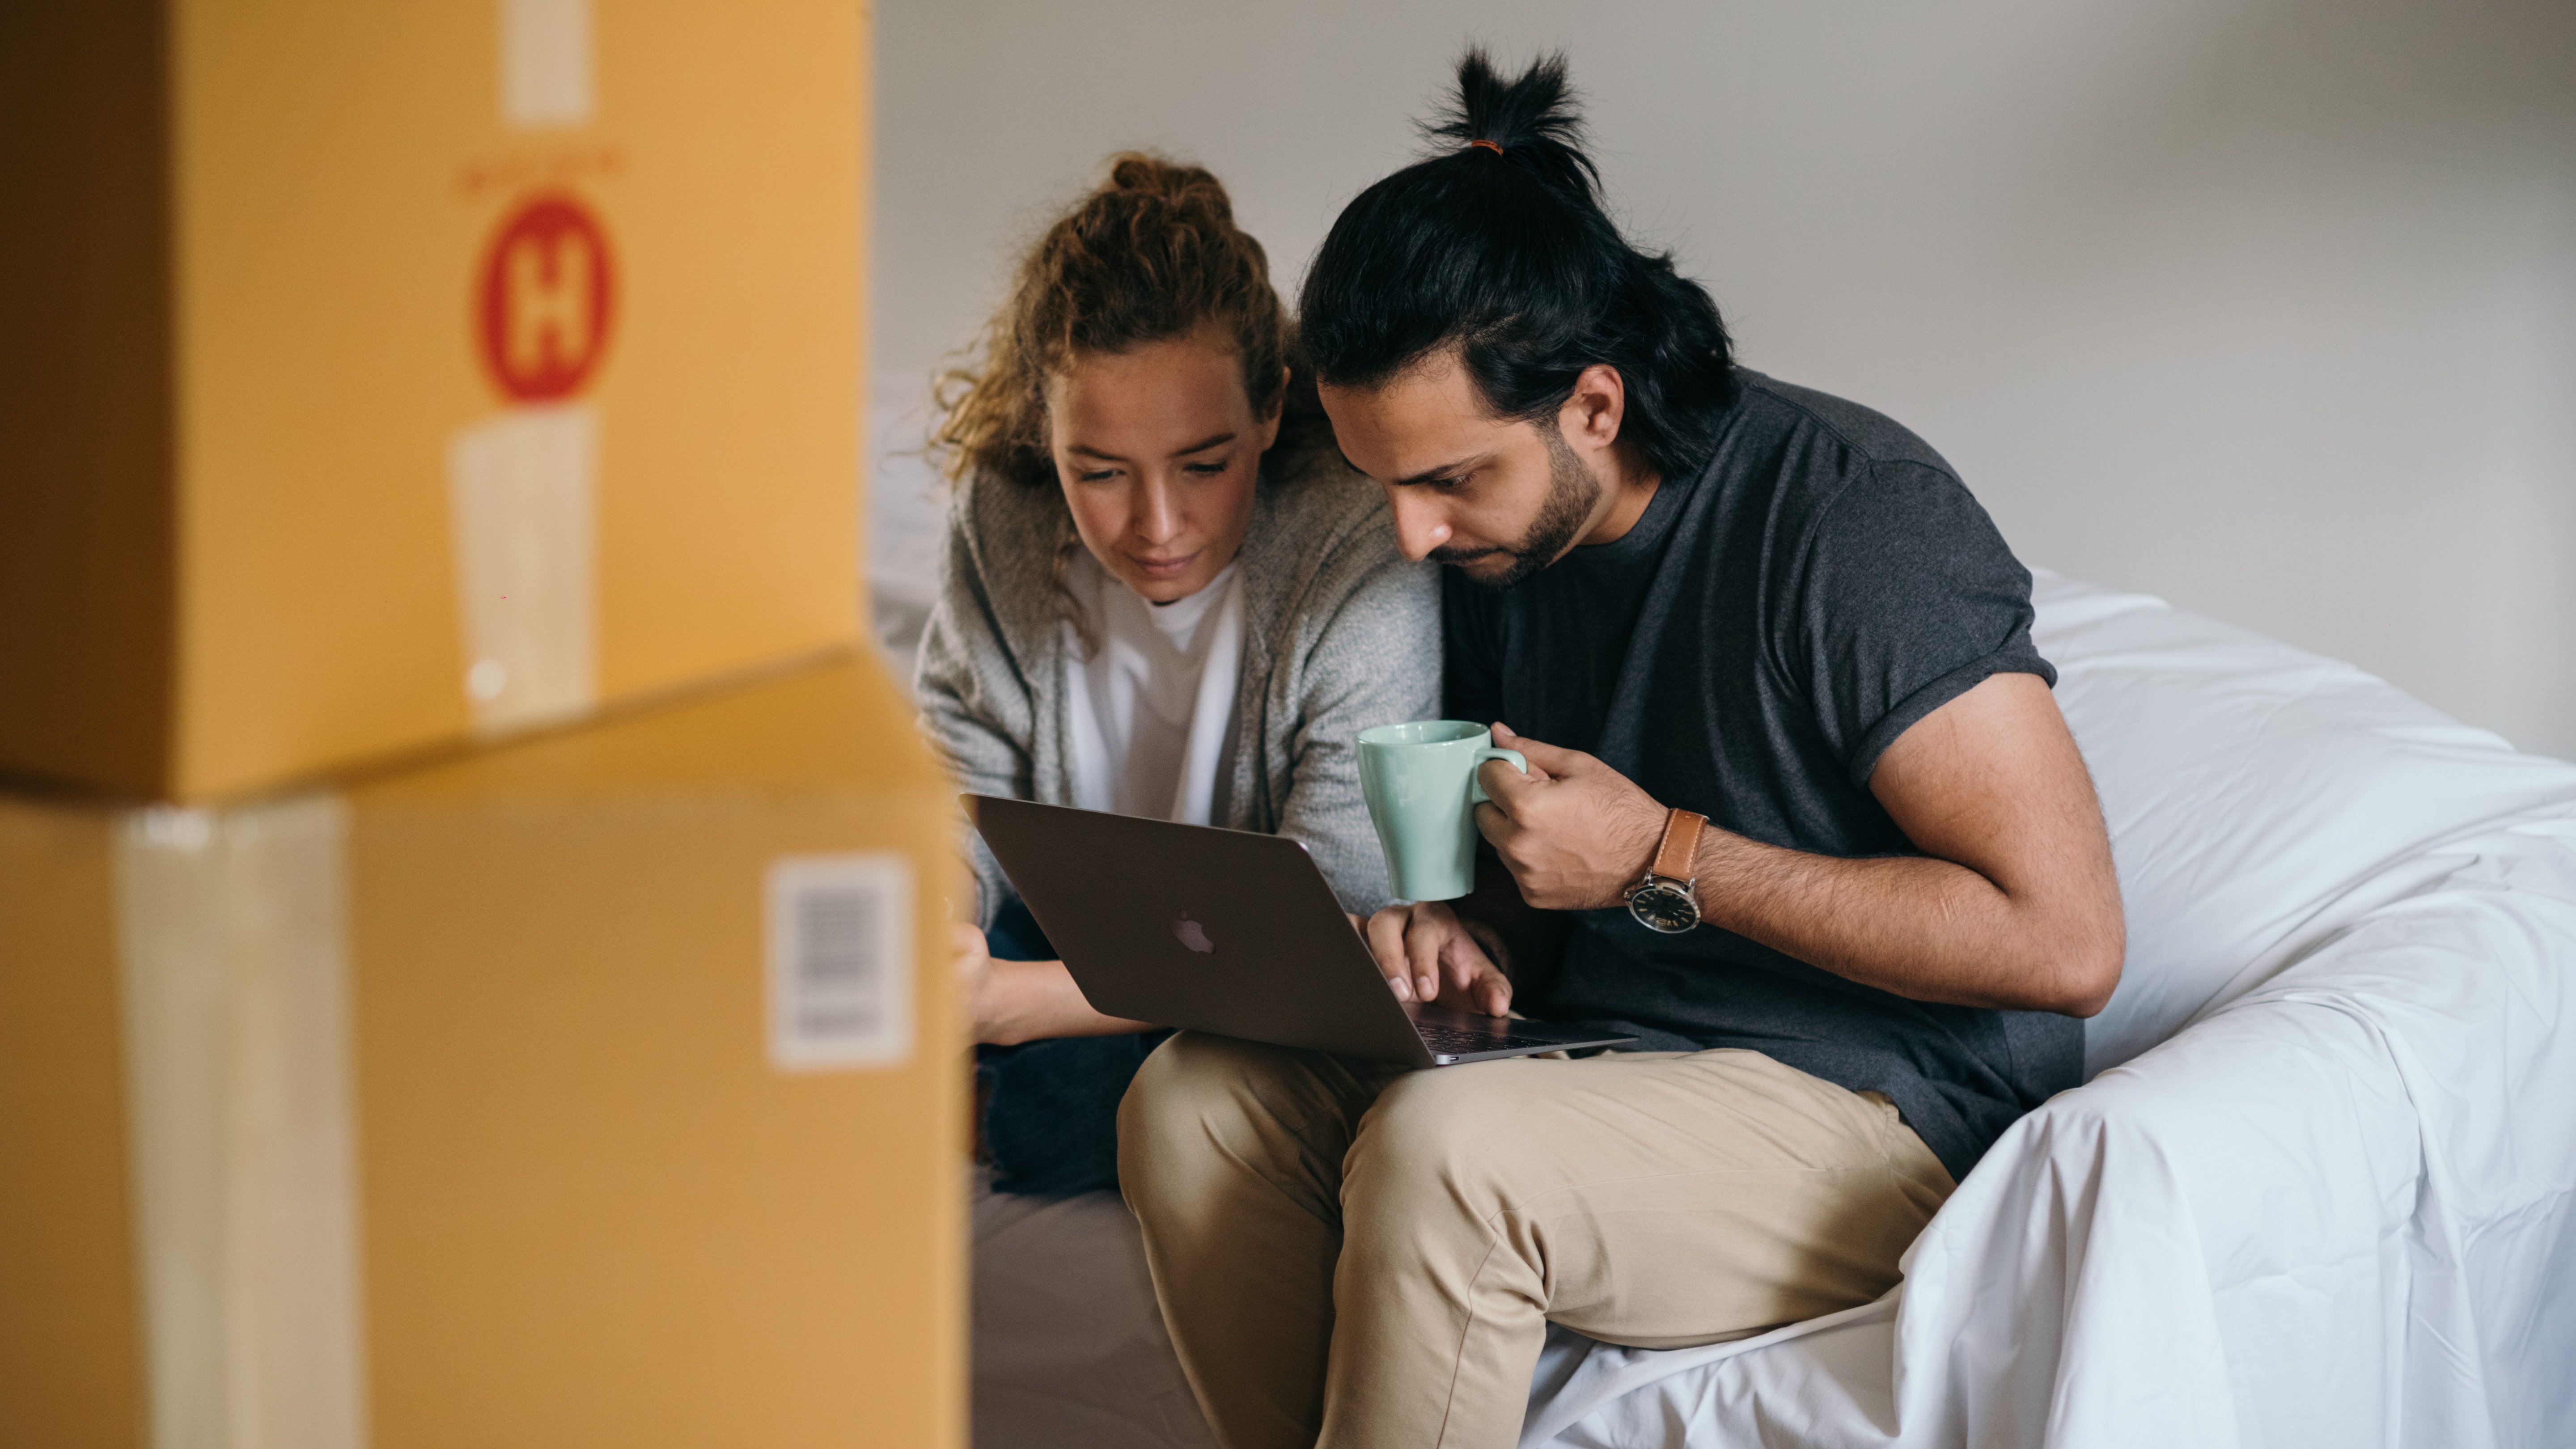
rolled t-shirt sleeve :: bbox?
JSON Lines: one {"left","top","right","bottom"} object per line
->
{"left": 1779, "top": 460, "right": 2055, "bottom": 786}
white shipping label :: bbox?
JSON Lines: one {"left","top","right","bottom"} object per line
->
{"left": 765, "top": 854, "right": 916, "bottom": 1072}
{"left": 446, "top": 404, "right": 599, "bottom": 736}
{"left": 502, "top": 0, "right": 593, "bottom": 127}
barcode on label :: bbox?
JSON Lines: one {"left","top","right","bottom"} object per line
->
{"left": 764, "top": 853, "right": 914, "bottom": 1071}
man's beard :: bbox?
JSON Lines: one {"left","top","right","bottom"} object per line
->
{"left": 1431, "top": 426, "right": 1602, "bottom": 590}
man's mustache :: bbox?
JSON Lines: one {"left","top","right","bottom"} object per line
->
{"left": 1428, "top": 543, "right": 1514, "bottom": 566}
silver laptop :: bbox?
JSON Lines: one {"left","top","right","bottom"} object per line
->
{"left": 969, "top": 796, "right": 1635, "bottom": 1067}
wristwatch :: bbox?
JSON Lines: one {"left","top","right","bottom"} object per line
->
{"left": 1625, "top": 808, "right": 1707, "bottom": 934}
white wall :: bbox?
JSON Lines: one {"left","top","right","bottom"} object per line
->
{"left": 870, "top": 0, "right": 2576, "bottom": 755}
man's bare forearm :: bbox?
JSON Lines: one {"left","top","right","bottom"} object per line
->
{"left": 1690, "top": 827, "right": 2118, "bottom": 1016}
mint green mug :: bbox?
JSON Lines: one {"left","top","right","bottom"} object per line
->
{"left": 1356, "top": 720, "right": 1529, "bottom": 902}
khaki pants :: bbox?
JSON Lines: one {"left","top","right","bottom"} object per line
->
{"left": 1116, "top": 1034, "right": 1953, "bottom": 1449}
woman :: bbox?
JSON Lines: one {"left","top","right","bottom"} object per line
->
{"left": 916, "top": 154, "right": 1438, "bottom": 1194}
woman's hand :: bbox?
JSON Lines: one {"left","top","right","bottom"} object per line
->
{"left": 953, "top": 923, "right": 1002, "bottom": 1042}
{"left": 1359, "top": 902, "right": 1513, "bottom": 1017}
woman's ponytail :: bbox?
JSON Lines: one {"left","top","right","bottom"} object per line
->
{"left": 1103, "top": 154, "right": 1233, "bottom": 217}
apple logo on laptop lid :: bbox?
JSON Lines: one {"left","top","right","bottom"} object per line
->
{"left": 1170, "top": 914, "right": 1215, "bottom": 954}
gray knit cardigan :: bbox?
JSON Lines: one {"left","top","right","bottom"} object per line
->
{"left": 914, "top": 449, "right": 1441, "bottom": 927}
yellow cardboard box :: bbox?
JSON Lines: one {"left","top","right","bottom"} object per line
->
{"left": 0, "top": 655, "right": 963, "bottom": 1449}
{"left": 0, "top": 0, "right": 868, "bottom": 801}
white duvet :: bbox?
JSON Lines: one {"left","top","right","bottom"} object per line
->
{"left": 973, "top": 573, "right": 2576, "bottom": 1449}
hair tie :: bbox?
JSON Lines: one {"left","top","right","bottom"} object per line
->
{"left": 1467, "top": 139, "right": 1504, "bottom": 155}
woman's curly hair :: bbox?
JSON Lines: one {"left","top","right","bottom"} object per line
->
{"left": 931, "top": 153, "right": 1302, "bottom": 491}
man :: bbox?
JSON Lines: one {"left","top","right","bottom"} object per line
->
{"left": 1117, "top": 51, "right": 2124, "bottom": 1449}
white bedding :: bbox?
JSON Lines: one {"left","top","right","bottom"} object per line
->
{"left": 971, "top": 573, "right": 2576, "bottom": 1449}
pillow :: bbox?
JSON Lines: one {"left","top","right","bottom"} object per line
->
{"left": 2031, "top": 571, "right": 2576, "bottom": 1073}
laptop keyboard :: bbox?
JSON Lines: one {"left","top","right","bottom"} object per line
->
{"left": 1414, "top": 1021, "right": 1564, "bottom": 1056}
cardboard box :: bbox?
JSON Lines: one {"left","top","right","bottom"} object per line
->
{"left": 0, "top": 655, "right": 963, "bottom": 1449}
{"left": 0, "top": 0, "right": 868, "bottom": 801}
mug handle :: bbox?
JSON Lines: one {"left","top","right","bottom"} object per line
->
{"left": 1466, "top": 746, "right": 1528, "bottom": 805}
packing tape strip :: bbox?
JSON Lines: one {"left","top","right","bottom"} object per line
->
{"left": 446, "top": 404, "right": 600, "bottom": 737}
{"left": 502, "top": 0, "right": 593, "bottom": 128}
{"left": 115, "top": 798, "right": 369, "bottom": 1449}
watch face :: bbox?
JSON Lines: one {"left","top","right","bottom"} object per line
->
{"left": 1627, "top": 881, "right": 1699, "bottom": 935}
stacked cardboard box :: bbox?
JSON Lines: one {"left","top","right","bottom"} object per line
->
{"left": 1, "top": 0, "right": 868, "bottom": 800}
{"left": 0, "top": 3, "right": 963, "bottom": 1446}
{"left": 1, "top": 661, "right": 963, "bottom": 1449}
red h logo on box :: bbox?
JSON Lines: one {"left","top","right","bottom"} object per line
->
{"left": 477, "top": 193, "right": 616, "bottom": 402}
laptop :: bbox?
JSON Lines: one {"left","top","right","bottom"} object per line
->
{"left": 969, "top": 796, "right": 1635, "bottom": 1067}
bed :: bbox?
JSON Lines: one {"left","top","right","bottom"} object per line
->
{"left": 967, "top": 571, "right": 2576, "bottom": 1448}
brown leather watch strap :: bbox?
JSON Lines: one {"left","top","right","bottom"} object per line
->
{"left": 1648, "top": 809, "right": 1706, "bottom": 883}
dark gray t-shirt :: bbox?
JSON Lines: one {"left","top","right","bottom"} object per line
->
{"left": 1445, "top": 370, "right": 2080, "bottom": 1180}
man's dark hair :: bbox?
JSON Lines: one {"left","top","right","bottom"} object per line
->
{"left": 1298, "top": 50, "right": 1736, "bottom": 484}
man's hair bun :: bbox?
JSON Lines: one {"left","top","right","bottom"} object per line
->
{"left": 1425, "top": 48, "right": 1598, "bottom": 202}
{"left": 1299, "top": 50, "right": 1736, "bottom": 487}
